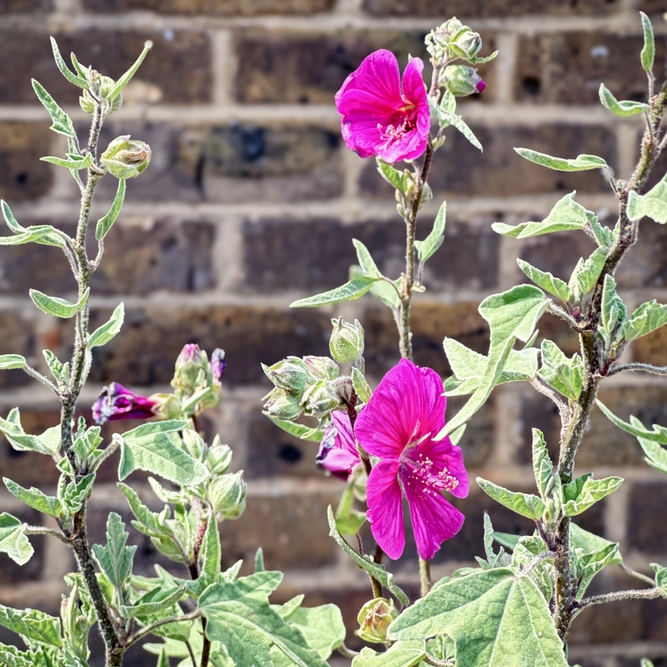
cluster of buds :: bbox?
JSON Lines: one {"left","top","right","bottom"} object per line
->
{"left": 425, "top": 17, "right": 487, "bottom": 96}
{"left": 80, "top": 72, "right": 123, "bottom": 115}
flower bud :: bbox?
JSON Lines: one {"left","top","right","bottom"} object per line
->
{"left": 206, "top": 438, "right": 233, "bottom": 475}
{"left": 304, "top": 355, "right": 340, "bottom": 381}
{"left": 442, "top": 65, "right": 486, "bottom": 96}
{"left": 426, "top": 18, "right": 482, "bottom": 64}
{"left": 329, "top": 318, "right": 365, "bottom": 364}
{"left": 173, "top": 344, "right": 208, "bottom": 391}
{"left": 101, "top": 135, "right": 151, "bottom": 179}
{"left": 301, "top": 380, "right": 340, "bottom": 417}
{"left": 92, "top": 382, "right": 160, "bottom": 424}
{"left": 263, "top": 387, "right": 302, "bottom": 420}
{"left": 211, "top": 348, "right": 227, "bottom": 382}
{"left": 452, "top": 30, "right": 482, "bottom": 60}
{"left": 79, "top": 75, "right": 123, "bottom": 115}
{"left": 262, "top": 356, "right": 310, "bottom": 394}
{"left": 356, "top": 598, "right": 398, "bottom": 643}
{"left": 209, "top": 471, "right": 247, "bottom": 520}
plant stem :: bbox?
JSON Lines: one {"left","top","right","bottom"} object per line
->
{"left": 124, "top": 610, "right": 202, "bottom": 649}
{"left": 575, "top": 586, "right": 661, "bottom": 611}
{"left": 419, "top": 557, "right": 431, "bottom": 597}
{"left": 608, "top": 362, "right": 667, "bottom": 377}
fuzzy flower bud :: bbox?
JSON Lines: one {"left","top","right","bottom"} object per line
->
{"left": 304, "top": 355, "right": 340, "bottom": 381}
{"left": 101, "top": 135, "right": 151, "bottom": 179}
{"left": 206, "top": 438, "right": 233, "bottom": 476}
{"left": 301, "top": 380, "right": 340, "bottom": 417}
{"left": 329, "top": 318, "right": 365, "bottom": 364}
{"left": 356, "top": 598, "right": 398, "bottom": 643}
{"left": 426, "top": 18, "right": 482, "bottom": 64}
{"left": 209, "top": 471, "right": 247, "bottom": 520}
{"left": 442, "top": 64, "right": 486, "bottom": 96}
{"left": 262, "top": 357, "right": 310, "bottom": 394}
{"left": 263, "top": 387, "right": 302, "bottom": 421}
{"left": 80, "top": 75, "right": 123, "bottom": 115}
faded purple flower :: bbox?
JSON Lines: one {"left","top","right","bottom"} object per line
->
{"left": 355, "top": 359, "right": 469, "bottom": 561}
{"left": 335, "top": 49, "right": 430, "bottom": 164}
{"left": 92, "top": 382, "right": 158, "bottom": 425}
{"left": 317, "top": 411, "right": 361, "bottom": 480}
{"left": 211, "top": 348, "right": 227, "bottom": 382}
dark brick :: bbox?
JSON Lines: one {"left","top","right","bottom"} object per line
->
{"left": 632, "top": 325, "right": 667, "bottom": 367}
{"left": 639, "top": 0, "right": 667, "bottom": 15}
{"left": 86, "top": 305, "right": 331, "bottom": 386}
{"left": 222, "top": 491, "right": 340, "bottom": 571}
{"left": 628, "top": 481, "right": 667, "bottom": 553}
{"left": 234, "top": 30, "right": 496, "bottom": 104}
{"left": 617, "top": 218, "right": 667, "bottom": 289}
{"left": 363, "top": 0, "right": 621, "bottom": 17}
{"left": 0, "top": 311, "right": 36, "bottom": 389}
{"left": 363, "top": 300, "right": 489, "bottom": 379}
{"left": 83, "top": 0, "right": 335, "bottom": 14}
{"left": 0, "top": 0, "right": 52, "bottom": 10}
{"left": 0, "top": 30, "right": 211, "bottom": 105}
{"left": 536, "top": 311, "right": 581, "bottom": 357}
{"left": 0, "top": 123, "right": 53, "bottom": 202}
{"left": 515, "top": 32, "right": 665, "bottom": 105}
{"left": 517, "top": 391, "right": 561, "bottom": 465}
{"left": 242, "top": 216, "right": 499, "bottom": 294}
{"left": 449, "top": 395, "right": 495, "bottom": 469}
{"left": 0, "top": 507, "right": 45, "bottom": 585}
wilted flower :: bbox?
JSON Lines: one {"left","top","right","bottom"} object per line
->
{"left": 354, "top": 359, "right": 469, "bottom": 561}
{"left": 317, "top": 411, "right": 361, "bottom": 480}
{"left": 442, "top": 64, "right": 485, "bottom": 96}
{"left": 92, "top": 383, "right": 159, "bottom": 424}
{"left": 335, "top": 49, "right": 430, "bottom": 164}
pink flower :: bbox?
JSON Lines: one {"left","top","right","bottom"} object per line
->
{"left": 92, "top": 382, "right": 159, "bottom": 424}
{"left": 317, "top": 411, "right": 361, "bottom": 480}
{"left": 335, "top": 49, "right": 430, "bottom": 164}
{"left": 355, "top": 359, "right": 469, "bottom": 561}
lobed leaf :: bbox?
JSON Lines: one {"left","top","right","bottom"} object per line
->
{"left": 41, "top": 153, "right": 93, "bottom": 170}
{"left": 50, "top": 38, "right": 87, "bottom": 89}
{"left": 627, "top": 173, "right": 667, "bottom": 224}
{"left": 0, "top": 513, "right": 33, "bottom": 565}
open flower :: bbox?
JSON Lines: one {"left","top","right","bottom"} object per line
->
{"left": 92, "top": 383, "right": 160, "bottom": 424}
{"left": 355, "top": 359, "right": 469, "bottom": 561}
{"left": 317, "top": 411, "right": 361, "bottom": 480}
{"left": 335, "top": 49, "right": 430, "bottom": 164}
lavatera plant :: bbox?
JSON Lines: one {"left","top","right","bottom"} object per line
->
{"left": 0, "top": 41, "right": 345, "bottom": 667}
{"left": 264, "top": 14, "right": 667, "bottom": 667}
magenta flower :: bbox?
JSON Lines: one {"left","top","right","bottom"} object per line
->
{"left": 317, "top": 411, "right": 361, "bottom": 480}
{"left": 355, "top": 359, "right": 469, "bottom": 561}
{"left": 92, "top": 382, "right": 159, "bottom": 425}
{"left": 335, "top": 49, "right": 430, "bottom": 164}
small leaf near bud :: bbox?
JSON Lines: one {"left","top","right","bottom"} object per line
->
{"left": 101, "top": 135, "right": 151, "bottom": 179}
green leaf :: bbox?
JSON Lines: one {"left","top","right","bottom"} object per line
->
{"left": 532, "top": 429, "right": 554, "bottom": 500}
{"left": 388, "top": 568, "right": 568, "bottom": 667}
{"left": 352, "top": 239, "right": 382, "bottom": 279}
{"left": 352, "top": 640, "right": 426, "bottom": 667}
{"left": 415, "top": 202, "right": 446, "bottom": 263}
{"left": 1, "top": 200, "right": 23, "bottom": 234}
{"left": 538, "top": 340, "right": 583, "bottom": 401}
{"left": 50, "top": 38, "right": 87, "bottom": 88}
{"left": 517, "top": 259, "right": 570, "bottom": 301}
{"left": 430, "top": 99, "right": 482, "bottom": 151}
{"left": 577, "top": 542, "right": 620, "bottom": 599}
{"left": 369, "top": 276, "right": 401, "bottom": 310}
{"left": 562, "top": 474, "right": 623, "bottom": 516}
{"left": 596, "top": 400, "right": 667, "bottom": 445}
{"left": 254, "top": 547, "right": 265, "bottom": 573}
{"left": 640, "top": 11, "right": 655, "bottom": 74}
{"left": 88, "top": 303, "right": 124, "bottom": 349}
{"left": 514, "top": 148, "right": 608, "bottom": 172}
{"left": 620, "top": 300, "right": 667, "bottom": 341}
{"left": 0, "top": 513, "right": 33, "bottom": 565}
{"left": 438, "top": 285, "right": 547, "bottom": 438}
{"left": 627, "top": 173, "right": 667, "bottom": 224}
{"left": 477, "top": 478, "right": 546, "bottom": 520}
{"left": 598, "top": 84, "right": 649, "bottom": 117}
{"left": 470, "top": 50, "right": 499, "bottom": 65}
{"left": 570, "top": 522, "right": 622, "bottom": 565}
{"left": 264, "top": 414, "right": 324, "bottom": 442}
{"left": 3, "top": 479, "right": 61, "bottom": 517}
{"left": 376, "top": 159, "right": 410, "bottom": 194}
{"left": 200, "top": 577, "right": 327, "bottom": 667}
{"left": 96, "top": 179, "right": 126, "bottom": 241}
{"left": 0, "top": 355, "right": 26, "bottom": 371}
{"left": 0, "top": 604, "right": 61, "bottom": 647}
{"left": 351, "top": 366, "right": 372, "bottom": 403}
{"left": 29, "top": 287, "right": 89, "bottom": 319}
{"left": 290, "top": 278, "right": 376, "bottom": 308}
{"left": 92, "top": 512, "right": 136, "bottom": 591}
{"left": 569, "top": 247, "right": 608, "bottom": 298}
{"left": 107, "top": 40, "right": 153, "bottom": 101}
{"left": 600, "top": 274, "right": 627, "bottom": 346}
{"left": 0, "top": 212, "right": 66, "bottom": 247}
{"left": 279, "top": 605, "right": 345, "bottom": 660}
{"left": 120, "top": 585, "right": 185, "bottom": 620}
{"left": 118, "top": 422, "right": 208, "bottom": 486}
{"left": 40, "top": 153, "right": 94, "bottom": 170}
{"left": 31, "top": 80, "right": 76, "bottom": 137}
{"left": 0, "top": 411, "right": 59, "bottom": 455}
{"left": 327, "top": 506, "right": 409, "bottom": 607}
{"left": 200, "top": 517, "right": 222, "bottom": 587}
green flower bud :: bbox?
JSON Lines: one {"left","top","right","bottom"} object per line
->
{"left": 262, "top": 356, "right": 310, "bottom": 394}
{"left": 150, "top": 393, "right": 184, "bottom": 420}
{"left": 301, "top": 380, "right": 340, "bottom": 417}
{"left": 79, "top": 75, "right": 123, "bottom": 115}
{"left": 426, "top": 18, "right": 483, "bottom": 65}
{"left": 329, "top": 318, "right": 365, "bottom": 364}
{"left": 209, "top": 471, "right": 247, "bottom": 520}
{"left": 356, "top": 598, "right": 398, "bottom": 643}
{"left": 101, "top": 134, "right": 151, "bottom": 179}
{"left": 442, "top": 64, "right": 486, "bottom": 97}
{"left": 206, "top": 437, "right": 233, "bottom": 475}
{"left": 451, "top": 29, "right": 482, "bottom": 60}
{"left": 263, "top": 387, "right": 302, "bottom": 420}
{"left": 304, "top": 355, "right": 340, "bottom": 381}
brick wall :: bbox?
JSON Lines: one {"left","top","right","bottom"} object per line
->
{"left": 0, "top": 0, "right": 666, "bottom": 665}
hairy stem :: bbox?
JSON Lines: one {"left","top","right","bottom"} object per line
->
{"left": 419, "top": 557, "right": 431, "bottom": 598}
{"left": 575, "top": 586, "right": 661, "bottom": 611}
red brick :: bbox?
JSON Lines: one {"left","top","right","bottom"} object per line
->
{"left": 515, "top": 32, "right": 665, "bottom": 105}
{"left": 0, "top": 30, "right": 211, "bottom": 105}
{"left": 0, "top": 311, "right": 36, "bottom": 389}
{"left": 82, "top": 0, "right": 335, "bottom": 14}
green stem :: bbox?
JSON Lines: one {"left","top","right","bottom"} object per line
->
{"left": 419, "top": 557, "right": 431, "bottom": 597}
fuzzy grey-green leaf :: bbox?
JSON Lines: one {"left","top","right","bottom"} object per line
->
{"left": 96, "top": 179, "right": 126, "bottom": 240}
{"left": 29, "top": 287, "right": 89, "bottom": 319}
{"left": 88, "top": 303, "right": 124, "bottom": 349}
{"left": 32, "top": 80, "right": 76, "bottom": 137}
{"left": 514, "top": 148, "right": 607, "bottom": 172}
{"left": 598, "top": 84, "right": 649, "bottom": 117}
{"left": 477, "top": 478, "right": 546, "bottom": 519}
{"left": 0, "top": 355, "right": 26, "bottom": 371}
{"left": 291, "top": 278, "right": 376, "bottom": 308}
{"left": 415, "top": 202, "right": 446, "bottom": 263}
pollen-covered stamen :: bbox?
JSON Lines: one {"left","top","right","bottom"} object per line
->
{"left": 377, "top": 114, "right": 418, "bottom": 147}
{"left": 400, "top": 449, "right": 460, "bottom": 496}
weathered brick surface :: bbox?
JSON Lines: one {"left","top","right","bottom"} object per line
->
{"left": 83, "top": 0, "right": 336, "bottom": 14}
{"left": 639, "top": 0, "right": 667, "bottom": 14}
{"left": 0, "top": 312, "right": 36, "bottom": 389}
{"left": 363, "top": 0, "right": 621, "bottom": 17}
{"left": 515, "top": 33, "right": 665, "bottom": 105}
{"left": 0, "top": 508, "right": 45, "bottom": 585}
{"left": 0, "top": 30, "right": 211, "bottom": 105}
{"left": 628, "top": 481, "right": 667, "bottom": 554}
{"left": 0, "top": 0, "right": 52, "bottom": 11}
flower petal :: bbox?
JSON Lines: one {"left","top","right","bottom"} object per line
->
{"left": 367, "top": 459, "right": 405, "bottom": 560}
{"left": 402, "top": 469, "right": 465, "bottom": 561}
{"left": 317, "top": 411, "right": 361, "bottom": 480}
{"left": 414, "top": 436, "right": 470, "bottom": 499}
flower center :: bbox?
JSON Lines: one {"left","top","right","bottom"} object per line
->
{"left": 400, "top": 449, "right": 459, "bottom": 496}
{"left": 377, "top": 111, "right": 417, "bottom": 147}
